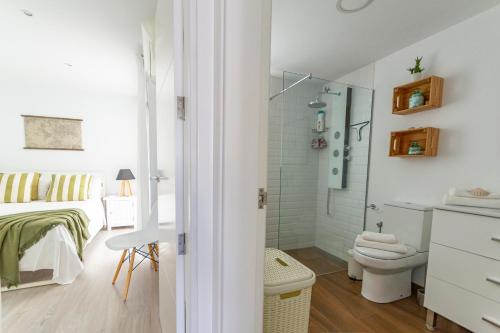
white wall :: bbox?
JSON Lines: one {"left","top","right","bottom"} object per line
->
{"left": 337, "top": 5, "right": 500, "bottom": 233}
{"left": 0, "top": 76, "right": 140, "bottom": 195}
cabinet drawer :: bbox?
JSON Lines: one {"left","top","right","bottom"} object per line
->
{"left": 432, "top": 209, "right": 500, "bottom": 260}
{"left": 427, "top": 243, "right": 500, "bottom": 302}
{"left": 425, "top": 276, "right": 500, "bottom": 333}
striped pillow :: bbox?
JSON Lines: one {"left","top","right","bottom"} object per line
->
{"left": 0, "top": 173, "right": 36, "bottom": 203}
{"left": 46, "top": 174, "right": 93, "bottom": 202}
{"left": 31, "top": 172, "right": 41, "bottom": 200}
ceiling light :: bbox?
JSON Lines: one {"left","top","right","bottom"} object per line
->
{"left": 21, "top": 9, "right": 33, "bottom": 17}
{"left": 336, "top": 0, "right": 374, "bottom": 13}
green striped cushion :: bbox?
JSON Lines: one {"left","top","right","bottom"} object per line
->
{"left": 31, "top": 172, "right": 41, "bottom": 200}
{"left": 0, "top": 172, "right": 41, "bottom": 201}
{"left": 46, "top": 174, "right": 93, "bottom": 202}
{"left": 0, "top": 173, "right": 36, "bottom": 203}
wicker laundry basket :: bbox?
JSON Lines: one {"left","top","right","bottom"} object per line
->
{"left": 264, "top": 248, "right": 316, "bottom": 333}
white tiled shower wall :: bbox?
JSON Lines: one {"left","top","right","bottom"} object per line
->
{"left": 266, "top": 75, "right": 372, "bottom": 261}
{"left": 266, "top": 76, "right": 324, "bottom": 249}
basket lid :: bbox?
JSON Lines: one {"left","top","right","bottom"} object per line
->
{"left": 264, "top": 248, "right": 315, "bottom": 291}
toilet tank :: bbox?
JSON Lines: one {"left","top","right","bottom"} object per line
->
{"left": 382, "top": 201, "right": 433, "bottom": 252}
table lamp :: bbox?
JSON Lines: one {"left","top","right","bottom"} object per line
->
{"left": 116, "top": 169, "right": 135, "bottom": 197}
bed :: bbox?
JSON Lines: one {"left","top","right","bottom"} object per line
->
{"left": 0, "top": 172, "right": 105, "bottom": 289}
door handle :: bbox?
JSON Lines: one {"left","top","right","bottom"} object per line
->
{"left": 491, "top": 236, "right": 500, "bottom": 242}
{"left": 150, "top": 175, "right": 169, "bottom": 182}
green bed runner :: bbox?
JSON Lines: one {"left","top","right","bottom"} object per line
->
{"left": 0, "top": 209, "right": 90, "bottom": 287}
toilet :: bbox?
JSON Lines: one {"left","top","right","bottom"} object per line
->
{"left": 353, "top": 201, "right": 433, "bottom": 303}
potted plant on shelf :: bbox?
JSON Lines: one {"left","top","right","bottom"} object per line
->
{"left": 407, "top": 56, "right": 425, "bottom": 81}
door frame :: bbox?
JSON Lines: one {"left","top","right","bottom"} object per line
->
{"left": 172, "top": 0, "right": 186, "bottom": 331}
{"left": 180, "top": 0, "right": 271, "bottom": 332}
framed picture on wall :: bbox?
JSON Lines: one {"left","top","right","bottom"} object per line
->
{"left": 22, "top": 115, "right": 84, "bottom": 151}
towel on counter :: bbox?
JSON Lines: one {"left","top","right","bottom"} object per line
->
{"left": 355, "top": 235, "right": 408, "bottom": 254}
{"left": 361, "top": 231, "right": 398, "bottom": 244}
{"left": 449, "top": 187, "right": 500, "bottom": 200}
{"left": 443, "top": 194, "right": 500, "bottom": 209}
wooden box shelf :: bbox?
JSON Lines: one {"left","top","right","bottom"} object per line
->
{"left": 389, "top": 127, "right": 439, "bottom": 157}
{"left": 393, "top": 76, "right": 444, "bottom": 115}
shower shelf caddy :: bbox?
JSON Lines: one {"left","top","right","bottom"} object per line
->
{"left": 389, "top": 127, "right": 440, "bottom": 157}
{"left": 392, "top": 76, "right": 444, "bottom": 115}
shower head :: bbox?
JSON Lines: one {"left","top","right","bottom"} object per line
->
{"left": 308, "top": 96, "right": 327, "bottom": 108}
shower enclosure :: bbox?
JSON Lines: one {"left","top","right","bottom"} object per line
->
{"left": 266, "top": 71, "right": 373, "bottom": 266}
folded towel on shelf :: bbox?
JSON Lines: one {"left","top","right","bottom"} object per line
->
{"left": 355, "top": 235, "right": 408, "bottom": 254}
{"left": 449, "top": 187, "right": 500, "bottom": 200}
{"left": 443, "top": 194, "right": 500, "bottom": 209}
{"left": 361, "top": 231, "right": 398, "bottom": 244}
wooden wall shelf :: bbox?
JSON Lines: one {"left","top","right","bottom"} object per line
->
{"left": 389, "top": 127, "right": 439, "bottom": 157}
{"left": 393, "top": 76, "right": 444, "bottom": 115}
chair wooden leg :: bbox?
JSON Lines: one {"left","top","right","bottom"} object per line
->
{"left": 155, "top": 243, "right": 160, "bottom": 268}
{"left": 426, "top": 309, "right": 437, "bottom": 331}
{"left": 148, "top": 244, "right": 158, "bottom": 272}
{"left": 123, "top": 248, "right": 136, "bottom": 301}
{"left": 112, "top": 250, "right": 128, "bottom": 285}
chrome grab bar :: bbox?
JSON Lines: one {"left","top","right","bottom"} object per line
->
{"left": 482, "top": 315, "right": 500, "bottom": 328}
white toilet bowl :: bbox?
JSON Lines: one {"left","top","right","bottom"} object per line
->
{"left": 353, "top": 246, "right": 428, "bottom": 303}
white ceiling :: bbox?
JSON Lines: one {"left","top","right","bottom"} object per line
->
{"left": 271, "top": 0, "right": 500, "bottom": 80}
{"left": 0, "top": 0, "right": 157, "bottom": 96}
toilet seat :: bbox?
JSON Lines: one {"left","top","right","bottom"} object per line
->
{"left": 354, "top": 246, "right": 416, "bottom": 260}
{"left": 353, "top": 246, "right": 427, "bottom": 272}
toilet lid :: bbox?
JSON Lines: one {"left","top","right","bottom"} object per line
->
{"left": 355, "top": 246, "right": 417, "bottom": 260}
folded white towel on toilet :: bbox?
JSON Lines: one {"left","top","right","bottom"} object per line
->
{"left": 443, "top": 194, "right": 500, "bottom": 209}
{"left": 449, "top": 187, "right": 500, "bottom": 199}
{"left": 355, "top": 235, "right": 408, "bottom": 254}
{"left": 361, "top": 231, "right": 398, "bottom": 244}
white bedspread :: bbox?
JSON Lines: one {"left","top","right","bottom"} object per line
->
{"left": 0, "top": 199, "right": 105, "bottom": 284}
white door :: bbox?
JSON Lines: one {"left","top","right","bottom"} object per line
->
{"left": 143, "top": 0, "right": 186, "bottom": 331}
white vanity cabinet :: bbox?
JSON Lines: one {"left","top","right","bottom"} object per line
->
{"left": 425, "top": 206, "right": 500, "bottom": 332}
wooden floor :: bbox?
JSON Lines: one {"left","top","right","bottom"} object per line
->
{"left": 286, "top": 247, "right": 347, "bottom": 276}
{"left": 3, "top": 241, "right": 471, "bottom": 333}
{"left": 2, "top": 230, "right": 161, "bottom": 333}
{"left": 291, "top": 247, "right": 471, "bottom": 333}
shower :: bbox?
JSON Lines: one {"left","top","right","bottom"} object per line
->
{"left": 308, "top": 87, "right": 341, "bottom": 108}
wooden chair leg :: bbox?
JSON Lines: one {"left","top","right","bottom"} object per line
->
{"left": 148, "top": 244, "right": 158, "bottom": 272}
{"left": 426, "top": 309, "right": 437, "bottom": 331}
{"left": 123, "top": 247, "right": 136, "bottom": 301}
{"left": 112, "top": 249, "right": 128, "bottom": 285}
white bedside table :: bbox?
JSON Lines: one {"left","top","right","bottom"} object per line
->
{"left": 104, "top": 195, "right": 137, "bottom": 231}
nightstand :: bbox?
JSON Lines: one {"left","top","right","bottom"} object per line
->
{"left": 104, "top": 195, "right": 137, "bottom": 230}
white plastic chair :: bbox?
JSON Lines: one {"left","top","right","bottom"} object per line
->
{"left": 105, "top": 221, "right": 160, "bottom": 301}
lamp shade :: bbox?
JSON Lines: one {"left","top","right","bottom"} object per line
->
{"left": 116, "top": 169, "right": 135, "bottom": 180}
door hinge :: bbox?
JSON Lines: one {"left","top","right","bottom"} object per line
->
{"left": 258, "top": 188, "right": 267, "bottom": 209}
{"left": 177, "top": 96, "right": 186, "bottom": 120}
{"left": 178, "top": 233, "right": 186, "bottom": 255}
